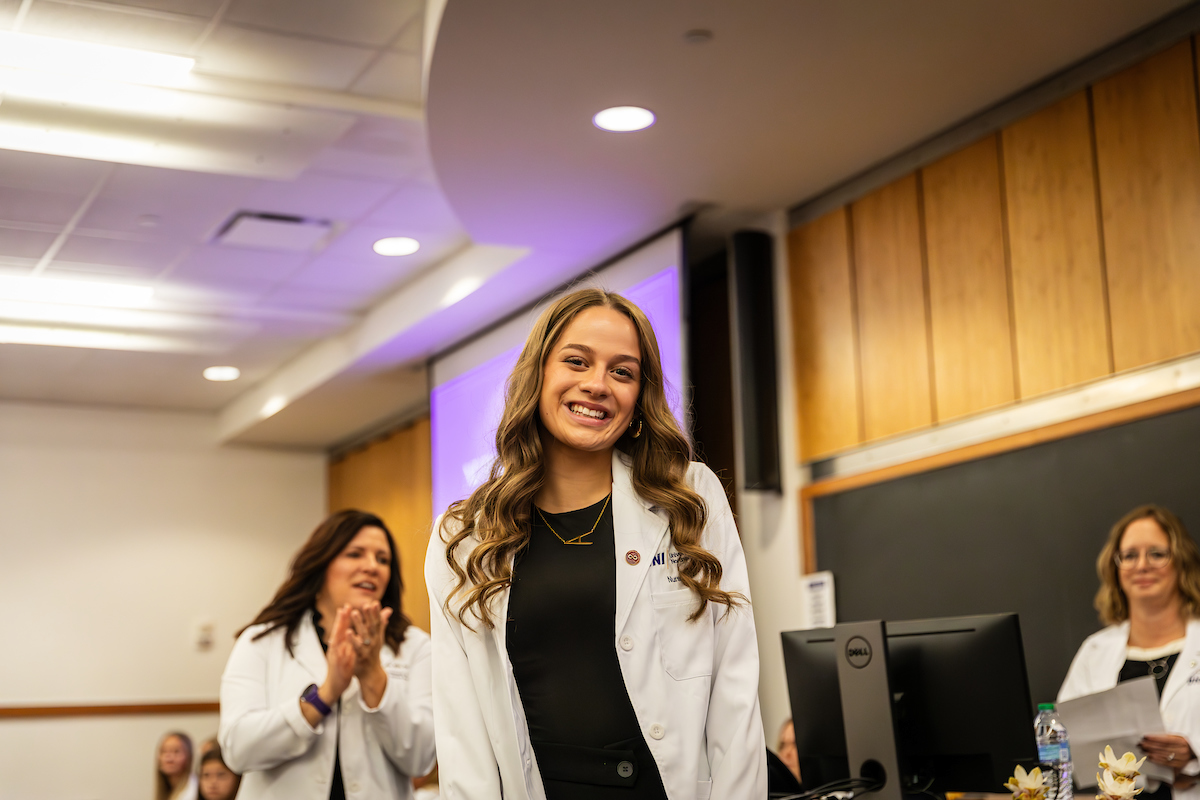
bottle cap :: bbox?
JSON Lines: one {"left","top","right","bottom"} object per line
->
{"left": 1037, "top": 703, "right": 1056, "bottom": 710}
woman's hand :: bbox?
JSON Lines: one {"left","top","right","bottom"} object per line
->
{"left": 349, "top": 601, "right": 392, "bottom": 708}
{"left": 323, "top": 606, "right": 358, "bottom": 698}
{"left": 1140, "top": 733, "right": 1194, "bottom": 770}
{"left": 300, "top": 607, "right": 357, "bottom": 727}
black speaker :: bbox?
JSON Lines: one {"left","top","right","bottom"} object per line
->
{"left": 731, "top": 230, "right": 781, "bottom": 492}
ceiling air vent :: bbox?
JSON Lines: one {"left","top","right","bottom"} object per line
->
{"left": 214, "top": 211, "right": 335, "bottom": 252}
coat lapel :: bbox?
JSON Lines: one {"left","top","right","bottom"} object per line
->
{"left": 1160, "top": 619, "right": 1200, "bottom": 710}
{"left": 612, "top": 451, "right": 669, "bottom": 634}
{"left": 293, "top": 612, "right": 328, "bottom": 683}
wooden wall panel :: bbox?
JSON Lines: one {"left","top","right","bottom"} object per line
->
{"left": 328, "top": 418, "right": 433, "bottom": 633}
{"left": 921, "top": 136, "right": 1015, "bottom": 420}
{"left": 851, "top": 175, "right": 933, "bottom": 440}
{"left": 1002, "top": 91, "right": 1111, "bottom": 397}
{"left": 1093, "top": 40, "right": 1200, "bottom": 371}
{"left": 788, "top": 208, "right": 861, "bottom": 460}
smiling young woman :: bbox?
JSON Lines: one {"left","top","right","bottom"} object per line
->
{"left": 426, "top": 288, "right": 766, "bottom": 800}
{"left": 219, "top": 510, "right": 435, "bottom": 800}
{"left": 1060, "top": 506, "right": 1200, "bottom": 800}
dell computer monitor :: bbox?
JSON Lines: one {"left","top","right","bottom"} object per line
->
{"left": 782, "top": 613, "right": 1037, "bottom": 794}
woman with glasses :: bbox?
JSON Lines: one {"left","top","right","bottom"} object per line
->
{"left": 1060, "top": 505, "right": 1200, "bottom": 799}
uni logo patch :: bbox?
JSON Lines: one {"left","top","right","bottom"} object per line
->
{"left": 651, "top": 552, "right": 666, "bottom": 566}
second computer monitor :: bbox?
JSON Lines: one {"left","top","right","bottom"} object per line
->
{"left": 782, "top": 613, "right": 1037, "bottom": 794}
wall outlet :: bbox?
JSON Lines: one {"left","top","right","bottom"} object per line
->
{"left": 194, "top": 620, "right": 215, "bottom": 652}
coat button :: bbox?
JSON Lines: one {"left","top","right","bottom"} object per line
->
{"left": 349, "top": 782, "right": 360, "bottom": 793}
{"left": 649, "top": 723, "right": 665, "bottom": 740}
{"left": 625, "top": 550, "right": 641, "bottom": 565}
{"left": 617, "top": 761, "right": 634, "bottom": 778}
{"left": 620, "top": 635, "right": 634, "bottom": 651}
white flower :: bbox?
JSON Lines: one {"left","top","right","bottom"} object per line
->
{"left": 1006, "top": 765, "right": 1048, "bottom": 800}
{"left": 1097, "top": 769, "right": 1143, "bottom": 800}
{"left": 1098, "top": 747, "right": 1146, "bottom": 780}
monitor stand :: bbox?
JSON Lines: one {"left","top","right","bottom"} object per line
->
{"left": 834, "top": 621, "right": 903, "bottom": 800}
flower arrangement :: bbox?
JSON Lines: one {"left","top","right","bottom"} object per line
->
{"left": 1006, "top": 765, "right": 1048, "bottom": 800}
{"left": 1095, "top": 746, "right": 1146, "bottom": 800}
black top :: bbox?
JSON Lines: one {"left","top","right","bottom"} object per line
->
{"left": 1118, "top": 652, "right": 1181, "bottom": 800}
{"left": 313, "top": 610, "right": 347, "bottom": 800}
{"left": 507, "top": 496, "right": 667, "bottom": 799}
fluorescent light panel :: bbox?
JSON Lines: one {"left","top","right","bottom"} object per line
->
{"left": 0, "top": 31, "right": 193, "bottom": 84}
{"left": 0, "top": 276, "right": 153, "bottom": 307}
{"left": 0, "top": 324, "right": 197, "bottom": 353}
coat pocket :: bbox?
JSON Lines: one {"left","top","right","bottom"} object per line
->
{"left": 651, "top": 589, "right": 713, "bottom": 680}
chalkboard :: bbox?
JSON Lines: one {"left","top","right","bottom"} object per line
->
{"left": 813, "top": 402, "right": 1200, "bottom": 709}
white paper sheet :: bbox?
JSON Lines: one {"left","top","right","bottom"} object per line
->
{"left": 1056, "top": 676, "right": 1173, "bottom": 787}
{"left": 798, "top": 570, "right": 835, "bottom": 629}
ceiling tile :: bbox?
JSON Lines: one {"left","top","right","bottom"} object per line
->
{"left": 391, "top": 13, "right": 423, "bottom": 52}
{"left": 55, "top": 235, "right": 189, "bottom": 274}
{"left": 78, "top": 165, "right": 257, "bottom": 240}
{"left": 157, "top": 274, "right": 277, "bottom": 305}
{"left": 0, "top": 228, "right": 57, "bottom": 260}
{"left": 0, "top": 149, "right": 111, "bottom": 194}
{"left": 98, "top": 0, "right": 227, "bottom": 17}
{"left": 196, "top": 24, "right": 376, "bottom": 89}
{"left": 351, "top": 50, "right": 422, "bottom": 103}
{"left": 43, "top": 261, "right": 164, "bottom": 280}
{"left": 307, "top": 117, "right": 425, "bottom": 181}
{"left": 24, "top": 0, "right": 208, "bottom": 54}
{"left": 365, "top": 181, "right": 464, "bottom": 232}
{"left": 241, "top": 172, "right": 397, "bottom": 221}
{"left": 0, "top": 0, "right": 21, "bottom": 27}
{"left": 225, "top": 0, "right": 421, "bottom": 47}
{"left": 171, "top": 244, "right": 308, "bottom": 282}
{"left": 0, "top": 188, "right": 86, "bottom": 228}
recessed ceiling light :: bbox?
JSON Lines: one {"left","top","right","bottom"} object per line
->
{"left": 593, "top": 106, "right": 656, "bottom": 132}
{"left": 203, "top": 366, "right": 241, "bottom": 382}
{"left": 0, "top": 275, "right": 153, "bottom": 307}
{"left": 373, "top": 237, "right": 420, "bottom": 256}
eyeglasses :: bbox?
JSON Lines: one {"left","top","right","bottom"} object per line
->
{"left": 1114, "top": 548, "right": 1172, "bottom": 569}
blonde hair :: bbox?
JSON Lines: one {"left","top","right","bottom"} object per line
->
{"left": 1094, "top": 504, "right": 1200, "bottom": 625}
{"left": 440, "top": 287, "right": 743, "bottom": 628}
{"left": 154, "top": 731, "right": 193, "bottom": 800}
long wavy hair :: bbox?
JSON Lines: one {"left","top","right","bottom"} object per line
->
{"left": 441, "top": 287, "right": 744, "bottom": 628}
{"left": 1095, "top": 504, "right": 1200, "bottom": 625}
{"left": 238, "top": 509, "right": 411, "bottom": 654}
{"left": 154, "top": 731, "right": 193, "bottom": 800}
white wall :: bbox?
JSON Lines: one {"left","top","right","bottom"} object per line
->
{"left": 0, "top": 401, "right": 326, "bottom": 800}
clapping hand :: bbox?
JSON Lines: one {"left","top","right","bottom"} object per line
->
{"left": 323, "top": 606, "right": 358, "bottom": 700}
{"left": 348, "top": 601, "right": 392, "bottom": 672}
{"left": 347, "top": 601, "right": 391, "bottom": 708}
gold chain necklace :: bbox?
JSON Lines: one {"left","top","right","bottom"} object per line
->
{"left": 536, "top": 494, "right": 611, "bottom": 546}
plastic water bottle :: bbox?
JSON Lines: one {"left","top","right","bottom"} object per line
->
{"left": 1035, "top": 702, "right": 1074, "bottom": 800}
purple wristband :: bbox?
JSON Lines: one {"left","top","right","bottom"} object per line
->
{"left": 301, "top": 683, "right": 332, "bottom": 716}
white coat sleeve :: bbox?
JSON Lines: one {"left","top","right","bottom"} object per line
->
{"left": 360, "top": 628, "right": 436, "bottom": 778}
{"left": 425, "top": 517, "right": 504, "bottom": 799}
{"left": 695, "top": 465, "right": 769, "bottom": 799}
{"left": 218, "top": 629, "right": 321, "bottom": 774}
{"left": 1057, "top": 637, "right": 1097, "bottom": 704}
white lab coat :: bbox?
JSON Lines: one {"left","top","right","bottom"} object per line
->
{"left": 218, "top": 613, "right": 436, "bottom": 800}
{"left": 424, "top": 451, "right": 767, "bottom": 800}
{"left": 1059, "top": 619, "right": 1200, "bottom": 800}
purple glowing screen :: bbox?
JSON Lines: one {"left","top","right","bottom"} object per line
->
{"left": 431, "top": 266, "right": 682, "bottom": 517}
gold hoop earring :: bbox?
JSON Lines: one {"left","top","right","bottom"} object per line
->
{"left": 629, "top": 418, "right": 643, "bottom": 439}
